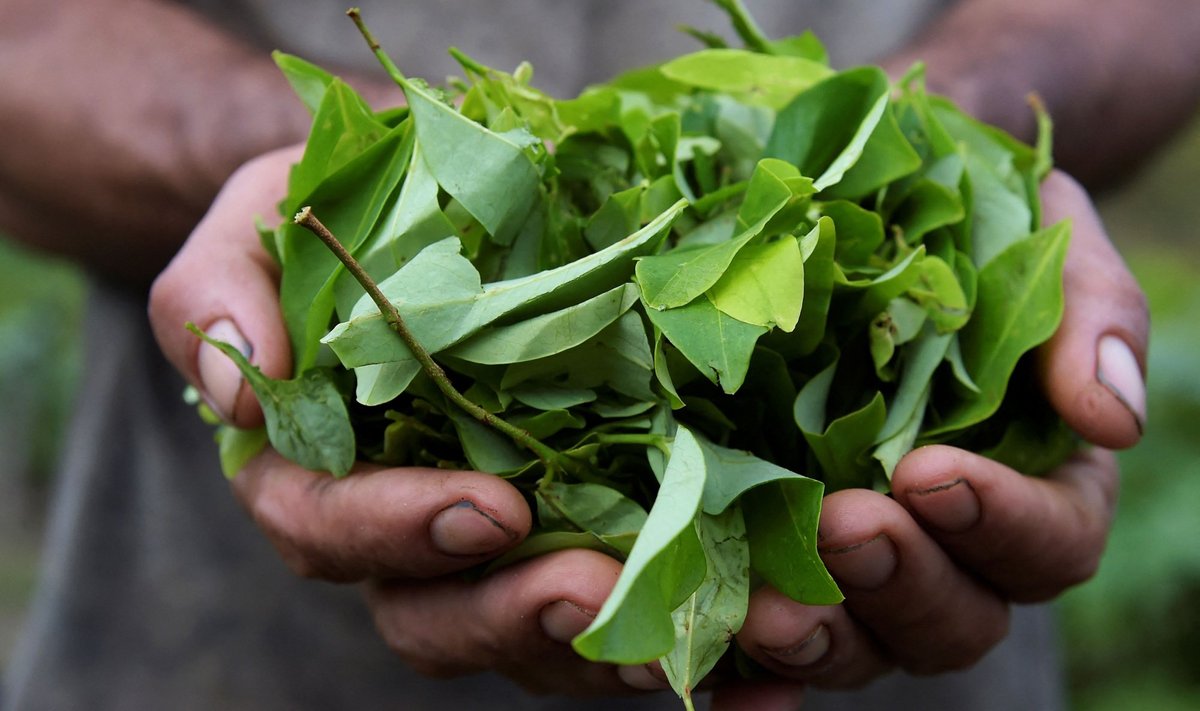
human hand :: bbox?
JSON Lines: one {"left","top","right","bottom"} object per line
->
{"left": 723, "top": 170, "right": 1145, "bottom": 690}
{"left": 148, "top": 147, "right": 651, "bottom": 697}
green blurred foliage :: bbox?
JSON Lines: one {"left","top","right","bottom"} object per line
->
{"left": 0, "top": 238, "right": 85, "bottom": 487}
{"left": 1059, "top": 249, "right": 1200, "bottom": 707}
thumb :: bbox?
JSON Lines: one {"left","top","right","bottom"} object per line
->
{"left": 1036, "top": 170, "right": 1148, "bottom": 449}
{"left": 149, "top": 145, "right": 302, "bottom": 428}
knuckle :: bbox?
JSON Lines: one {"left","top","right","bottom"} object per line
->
{"left": 373, "top": 607, "right": 488, "bottom": 680}
{"left": 905, "top": 609, "right": 1011, "bottom": 675}
{"left": 244, "top": 485, "right": 338, "bottom": 581}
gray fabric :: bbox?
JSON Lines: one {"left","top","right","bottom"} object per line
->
{"left": 5, "top": 2, "right": 1067, "bottom": 709}
{"left": 189, "top": 0, "right": 953, "bottom": 95}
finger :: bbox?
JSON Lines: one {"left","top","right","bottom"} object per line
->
{"left": 232, "top": 449, "right": 532, "bottom": 581}
{"left": 738, "top": 584, "right": 891, "bottom": 689}
{"left": 1037, "top": 170, "right": 1148, "bottom": 449}
{"left": 815, "top": 489, "right": 1010, "bottom": 675}
{"left": 892, "top": 444, "right": 1118, "bottom": 602}
{"left": 366, "top": 548, "right": 635, "bottom": 696}
{"left": 149, "top": 145, "right": 302, "bottom": 428}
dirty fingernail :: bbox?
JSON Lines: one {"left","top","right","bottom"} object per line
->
{"left": 429, "top": 500, "right": 515, "bottom": 557}
{"left": 764, "top": 624, "right": 831, "bottom": 668}
{"left": 908, "top": 478, "right": 981, "bottom": 533}
{"left": 821, "top": 534, "right": 898, "bottom": 591}
{"left": 197, "top": 318, "right": 250, "bottom": 421}
{"left": 539, "top": 600, "right": 595, "bottom": 644}
{"left": 1097, "top": 335, "right": 1146, "bottom": 434}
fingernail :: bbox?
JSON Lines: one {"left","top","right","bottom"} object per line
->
{"left": 618, "top": 663, "right": 669, "bottom": 691}
{"left": 1097, "top": 335, "right": 1146, "bottom": 434}
{"left": 197, "top": 318, "right": 250, "bottom": 421}
{"left": 907, "top": 478, "right": 981, "bottom": 533}
{"left": 539, "top": 600, "right": 596, "bottom": 644}
{"left": 429, "top": 500, "right": 516, "bottom": 557}
{"left": 764, "top": 624, "right": 831, "bottom": 668}
{"left": 820, "top": 534, "right": 897, "bottom": 591}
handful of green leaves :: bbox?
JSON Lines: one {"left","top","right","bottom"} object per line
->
{"left": 193, "top": 2, "right": 1076, "bottom": 706}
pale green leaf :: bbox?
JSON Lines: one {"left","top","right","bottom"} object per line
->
{"left": 573, "top": 426, "right": 709, "bottom": 664}
{"left": 445, "top": 284, "right": 639, "bottom": 364}
{"left": 659, "top": 48, "right": 832, "bottom": 109}
{"left": 645, "top": 298, "right": 766, "bottom": 394}
{"left": 928, "top": 222, "right": 1070, "bottom": 434}
{"left": 662, "top": 508, "right": 750, "bottom": 705}
{"left": 707, "top": 237, "right": 804, "bottom": 331}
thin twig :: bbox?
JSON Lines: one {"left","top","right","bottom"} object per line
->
{"left": 346, "top": 8, "right": 408, "bottom": 87}
{"left": 294, "top": 207, "right": 562, "bottom": 469}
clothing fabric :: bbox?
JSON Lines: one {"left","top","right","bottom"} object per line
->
{"left": 4, "top": 2, "right": 1066, "bottom": 709}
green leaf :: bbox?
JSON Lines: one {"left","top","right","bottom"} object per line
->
{"left": 869, "top": 297, "right": 929, "bottom": 378}
{"left": 839, "top": 246, "right": 927, "bottom": 325}
{"left": 928, "top": 222, "right": 1071, "bottom": 434}
{"left": 659, "top": 49, "right": 832, "bottom": 109}
{"left": 510, "top": 383, "right": 597, "bottom": 411}
{"left": 637, "top": 211, "right": 778, "bottom": 312}
{"left": 445, "top": 405, "right": 532, "bottom": 475}
{"left": 794, "top": 358, "right": 887, "bottom": 491}
{"left": 823, "top": 102, "right": 922, "bottom": 200}
{"left": 573, "top": 427, "right": 709, "bottom": 664}
{"left": 743, "top": 479, "right": 842, "bottom": 604}
{"left": 645, "top": 298, "right": 766, "bottom": 394}
{"left": 877, "top": 323, "right": 951, "bottom": 442}
{"left": 189, "top": 324, "right": 355, "bottom": 477}
{"left": 873, "top": 384, "right": 930, "bottom": 479}
{"left": 445, "top": 284, "right": 639, "bottom": 364}
{"left": 789, "top": 217, "right": 836, "bottom": 356}
{"left": 818, "top": 200, "right": 884, "bottom": 266}
{"left": 707, "top": 236, "right": 804, "bottom": 331}
{"left": 507, "top": 409, "right": 586, "bottom": 439}
{"left": 487, "top": 531, "right": 639, "bottom": 572}
{"left": 767, "top": 30, "right": 828, "bottom": 62}
{"left": 945, "top": 334, "right": 982, "bottom": 394}
{"left": 892, "top": 178, "right": 966, "bottom": 245}
{"left": 451, "top": 47, "right": 571, "bottom": 144}
{"left": 215, "top": 425, "right": 268, "bottom": 479}
{"left": 279, "top": 118, "right": 412, "bottom": 371}
{"left": 662, "top": 507, "right": 750, "bottom": 706}
{"left": 908, "top": 255, "right": 971, "bottom": 333}
{"left": 273, "top": 51, "right": 337, "bottom": 115}
{"left": 537, "top": 481, "right": 648, "bottom": 536}
{"left": 326, "top": 202, "right": 685, "bottom": 390}
{"left": 735, "top": 158, "right": 815, "bottom": 236}
{"left": 764, "top": 67, "right": 891, "bottom": 191}
{"left": 584, "top": 187, "right": 643, "bottom": 252}
{"left": 286, "top": 79, "right": 387, "bottom": 206}
{"left": 402, "top": 76, "right": 541, "bottom": 244}
{"left": 963, "top": 152, "right": 1033, "bottom": 269}
{"left": 352, "top": 361, "right": 422, "bottom": 407}
{"left": 501, "top": 311, "right": 656, "bottom": 403}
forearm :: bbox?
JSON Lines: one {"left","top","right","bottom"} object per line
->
{"left": 1, "top": 0, "right": 321, "bottom": 285}
{"left": 886, "top": 0, "right": 1200, "bottom": 188}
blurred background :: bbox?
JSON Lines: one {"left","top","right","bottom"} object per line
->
{"left": 1, "top": 113, "right": 1198, "bottom": 709}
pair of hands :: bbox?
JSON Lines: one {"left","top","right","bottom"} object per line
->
{"left": 149, "top": 145, "right": 1147, "bottom": 709}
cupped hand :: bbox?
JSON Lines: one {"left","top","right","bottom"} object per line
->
{"left": 733, "top": 169, "right": 1146, "bottom": 689}
{"left": 147, "top": 147, "right": 644, "bottom": 697}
